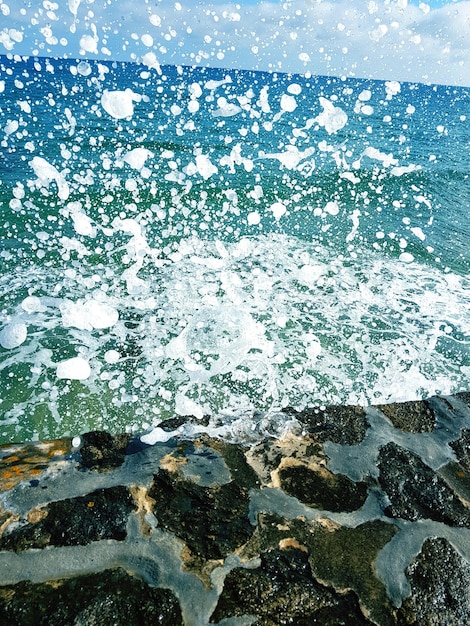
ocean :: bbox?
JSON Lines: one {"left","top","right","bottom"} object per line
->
{"left": 0, "top": 54, "right": 469, "bottom": 445}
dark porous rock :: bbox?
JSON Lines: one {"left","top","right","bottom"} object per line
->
{"left": 246, "top": 433, "right": 325, "bottom": 485}
{"left": 149, "top": 468, "right": 253, "bottom": 568}
{"left": 283, "top": 404, "right": 368, "bottom": 445}
{"left": 0, "top": 567, "right": 183, "bottom": 626}
{"left": 201, "top": 436, "right": 260, "bottom": 490}
{"left": 450, "top": 429, "right": 470, "bottom": 472}
{"left": 0, "top": 485, "right": 134, "bottom": 551}
{"left": 378, "top": 442, "right": 470, "bottom": 527}
{"left": 442, "top": 429, "right": 470, "bottom": 502}
{"left": 437, "top": 461, "right": 470, "bottom": 505}
{"left": 158, "top": 414, "right": 211, "bottom": 430}
{"left": 79, "top": 431, "right": 132, "bottom": 471}
{"left": 397, "top": 537, "right": 470, "bottom": 626}
{"left": 211, "top": 547, "right": 373, "bottom": 626}
{"left": 277, "top": 463, "right": 369, "bottom": 513}
{"left": 455, "top": 391, "right": 470, "bottom": 409}
{"left": 236, "top": 513, "right": 396, "bottom": 625}
{"left": 1, "top": 393, "right": 470, "bottom": 624}
{"left": 157, "top": 416, "right": 189, "bottom": 431}
{"left": 306, "top": 519, "right": 397, "bottom": 626}
{"left": 375, "top": 399, "right": 435, "bottom": 433}
{"left": 236, "top": 512, "right": 313, "bottom": 562}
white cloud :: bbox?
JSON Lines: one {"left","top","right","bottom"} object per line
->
{"left": 1, "top": 0, "right": 469, "bottom": 86}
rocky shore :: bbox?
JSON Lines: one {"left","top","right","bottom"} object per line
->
{"left": 1, "top": 392, "right": 470, "bottom": 625}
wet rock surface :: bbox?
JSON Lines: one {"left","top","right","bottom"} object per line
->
{"left": 211, "top": 547, "right": 374, "bottom": 625}
{"left": 0, "top": 567, "right": 183, "bottom": 626}
{"left": 283, "top": 403, "right": 369, "bottom": 444}
{"left": 450, "top": 428, "right": 470, "bottom": 471}
{"left": 0, "top": 485, "right": 134, "bottom": 551}
{"left": 375, "top": 400, "right": 436, "bottom": 433}
{"left": 0, "top": 393, "right": 469, "bottom": 625}
{"left": 149, "top": 467, "right": 253, "bottom": 566}
{"left": 79, "top": 431, "right": 132, "bottom": 471}
{"left": 378, "top": 442, "right": 470, "bottom": 527}
{"left": 277, "top": 462, "right": 369, "bottom": 512}
{"left": 397, "top": 537, "right": 470, "bottom": 626}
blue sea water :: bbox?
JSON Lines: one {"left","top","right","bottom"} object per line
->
{"left": 0, "top": 55, "right": 469, "bottom": 444}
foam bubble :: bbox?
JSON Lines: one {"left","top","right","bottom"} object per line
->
{"left": 212, "top": 100, "right": 241, "bottom": 117}
{"left": 29, "top": 156, "right": 70, "bottom": 200}
{"left": 175, "top": 393, "right": 205, "bottom": 420}
{"left": 104, "top": 349, "right": 121, "bottom": 364}
{"left": 360, "top": 105, "right": 374, "bottom": 115}
{"left": 358, "top": 89, "right": 372, "bottom": 101}
{"left": 140, "top": 427, "right": 174, "bottom": 445}
{"left": 122, "top": 147, "right": 154, "bottom": 170}
{"left": 85, "top": 300, "right": 119, "bottom": 329}
{"left": 325, "top": 201, "right": 340, "bottom": 216}
{"left": 247, "top": 211, "right": 261, "bottom": 225}
{"left": 262, "top": 145, "right": 315, "bottom": 170}
{"left": 385, "top": 80, "right": 401, "bottom": 100}
{"left": 189, "top": 82, "right": 202, "bottom": 99}
{"left": 315, "top": 97, "right": 348, "bottom": 134}
{"left": 195, "top": 154, "right": 218, "bottom": 179}
{"left": 411, "top": 227, "right": 426, "bottom": 241}
{"left": 0, "top": 322, "right": 27, "bottom": 349}
{"left": 287, "top": 83, "right": 302, "bottom": 95}
{"left": 21, "top": 296, "right": 45, "bottom": 313}
{"left": 56, "top": 357, "right": 91, "bottom": 380}
{"left": 297, "top": 264, "right": 324, "bottom": 287}
{"left": 270, "top": 201, "right": 287, "bottom": 220}
{"left": 280, "top": 93, "right": 297, "bottom": 113}
{"left": 68, "top": 206, "right": 96, "bottom": 237}
{"left": 76, "top": 61, "right": 91, "bottom": 76}
{"left": 141, "top": 52, "right": 161, "bottom": 74}
{"left": 141, "top": 33, "right": 153, "bottom": 47}
{"left": 399, "top": 252, "right": 414, "bottom": 263}
{"left": 101, "top": 89, "right": 140, "bottom": 119}
{"left": 60, "top": 299, "right": 119, "bottom": 331}
{"left": 80, "top": 34, "right": 98, "bottom": 54}
{"left": 362, "top": 147, "right": 398, "bottom": 168}
{"left": 204, "top": 76, "right": 232, "bottom": 90}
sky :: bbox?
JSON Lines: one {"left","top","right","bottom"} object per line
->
{"left": 1, "top": 0, "right": 469, "bottom": 86}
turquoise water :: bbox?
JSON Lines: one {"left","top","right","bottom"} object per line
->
{"left": 1, "top": 55, "right": 469, "bottom": 444}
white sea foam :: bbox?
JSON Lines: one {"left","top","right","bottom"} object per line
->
{"left": 280, "top": 93, "right": 297, "bottom": 113}
{"left": 205, "top": 76, "right": 232, "bottom": 91}
{"left": 101, "top": 89, "right": 141, "bottom": 119}
{"left": 1, "top": 58, "right": 469, "bottom": 444}
{"left": 2, "top": 228, "right": 467, "bottom": 439}
{"left": 122, "top": 148, "right": 154, "bottom": 170}
{"left": 314, "top": 97, "right": 348, "bottom": 134}
{"left": 0, "top": 322, "right": 27, "bottom": 349}
{"left": 56, "top": 357, "right": 91, "bottom": 380}
{"left": 80, "top": 33, "right": 98, "bottom": 54}
{"left": 141, "top": 52, "right": 161, "bottom": 74}
{"left": 261, "top": 145, "right": 315, "bottom": 170}
{"left": 193, "top": 154, "right": 218, "bottom": 179}
{"left": 212, "top": 100, "right": 242, "bottom": 117}
{"left": 21, "top": 296, "right": 45, "bottom": 314}
{"left": 270, "top": 201, "right": 287, "bottom": 220}
{"left": 59, "top": 299, "right": 119, "bottom": 331}
{"left": 29, "top": 156, "right": 70, "bottom": 200}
